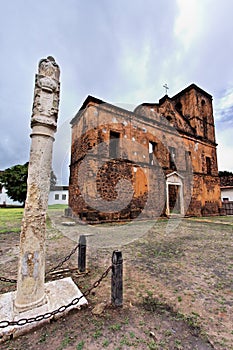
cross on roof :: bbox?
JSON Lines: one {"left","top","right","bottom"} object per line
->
{"left": 163, "top": 84, "right": 169, "bottom": 95}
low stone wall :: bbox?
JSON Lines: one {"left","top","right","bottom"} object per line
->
{"left": 222, "top": 201, "right": 233, "bottom": 215}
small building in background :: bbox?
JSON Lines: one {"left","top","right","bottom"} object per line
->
{"left": 48, "top": 186, "right": 69, "bottom": 205}
{"left": 219, "top": 173, "right": 233, "bottom": 215}
{"left": 0, "top": 185, "right": 22, "bottom": 207}
{"left": 220, "top": 173, "right": 233, "bottom": 202}
{"left": 221, "top": 186, "right": 233, "bottom": 202}
{"left": 0, "top": 184, "right": 69, "bottom": 207}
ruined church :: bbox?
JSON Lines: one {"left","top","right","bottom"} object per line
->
{"left": 69, "top": 84, "right": 221, "bottom": 222}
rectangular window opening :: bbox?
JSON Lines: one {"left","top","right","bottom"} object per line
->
{"left": 109, "top": 131, "right": 120, "bottom": 158}
{"left": 169, "top": 147, "right": 176, "bottom": 170}
{"left": 203, "top": 117, "right": 208, "bottom": 138}
{"left": 55, "top": 194, "right": 59, "bottom": 200}
{"left": 206, "top": 157, "right": 211, "bottom": 175}
{"left": 185, "top": 151, "right": 192, "bottom": 170}
{"left": 149, "top": 141, "right": 158, "bottom": 165}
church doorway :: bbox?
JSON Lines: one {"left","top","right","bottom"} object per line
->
{"left": 166, "top": 172, "right": 184, "bottom": 216}
{"left": 168, "top": 184, "right": 181, "bottom": 214}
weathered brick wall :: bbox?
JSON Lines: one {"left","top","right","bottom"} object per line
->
{"left": 222, "top": 201, "right": 233, "bottom": 215}
{"left": 172, "top": 87, "right": 215, "bottom": 143}
{"left": 69, "top": 85, "right": 221, "bottom": 222}
{"left": 187, "top": 174, "right": 221, "bottom": 216}
{"left": 69, "top": 156, "right": 166, "bottom": 222}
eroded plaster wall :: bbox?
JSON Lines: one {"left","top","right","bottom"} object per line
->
{"left": 69, "top": 85, "right": 221, "bottom": 222}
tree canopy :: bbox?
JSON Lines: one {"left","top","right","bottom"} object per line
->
{"left": 0, "top": 163, "right": 57, "bottom": 206}
{"left": 0, "top": 162, "right": 28, "bottom": 205}
{"left": 218, "top": 170, "right": 233, "bottom": 177}
{"left": 219, "top": 170, "right": 233, "bottom": 187}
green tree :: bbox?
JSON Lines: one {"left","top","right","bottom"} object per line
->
{"left": 218, "top": 170, "right": 233, "bottom": 177}
{"left": 0, "top": 164, "right": 57, "bottom": 206}
{"left": 0, "top": 162, "right": 28, "bottom": 205}
{"left": 50, "top": 170, "right": 57, "bottom": 190}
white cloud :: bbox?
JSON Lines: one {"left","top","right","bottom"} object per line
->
{"left": 215, "top": 88, "right": 233, "bottom": 115}
{"left": 116, "top": 42, "right": 152, "bottom": 103}
{"left": 217, "top": 129, "right": 233, "bottom": 171}
{"left": 1, "top": 0, "right": 233, "bottom": 174}
{"left": 174, "top": 0, "right": 205, "bottom": 50}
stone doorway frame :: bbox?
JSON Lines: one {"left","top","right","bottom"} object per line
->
{"left": 166, "top": 171, "right": 184, "bottom": 216}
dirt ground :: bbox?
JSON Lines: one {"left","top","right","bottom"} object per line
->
{"left": 0, "top": 209, "right": 232, "bottom": 350}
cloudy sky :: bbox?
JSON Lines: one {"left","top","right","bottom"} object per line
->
{"left": 1, "top": 0, "right": 233, "bottom": 184}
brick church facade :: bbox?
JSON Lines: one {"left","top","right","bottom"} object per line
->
{"left": 69, "top": 84, "right": 221, "bottom": 223}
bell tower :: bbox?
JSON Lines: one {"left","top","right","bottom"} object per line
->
{"left": 172, "top": 84, "right": 216, "bottom": 144}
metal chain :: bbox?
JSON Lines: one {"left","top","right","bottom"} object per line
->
{"left": 83, "top": 265, "right": 112, "bottom": 297}
{"left": 0, "top": 276, "right": 17, "bottom": 284}
{"left": 0, "top": 265, "right": 112, "bottom": 329}
{"left": 0, "top": 243, "right": 80, "bottom": 284}
{"left": 45, "top": 243, "right": 80, "bottom": 276}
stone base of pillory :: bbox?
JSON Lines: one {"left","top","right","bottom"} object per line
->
{"left": 0, "top": 277, "right": 87, "bottom": 342}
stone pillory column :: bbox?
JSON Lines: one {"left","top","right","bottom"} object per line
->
{"left": 14, "top": 56, "right": 60, "bottom": 311}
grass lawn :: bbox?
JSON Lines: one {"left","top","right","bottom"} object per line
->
{"left": 0, "top": 205, "right": 68, "bottom": 234}
{"left": 47, "top": 204, "right": 68, "bottom": 210}
{"left": 0, "top": 207, "right": 24, "bottom": 233}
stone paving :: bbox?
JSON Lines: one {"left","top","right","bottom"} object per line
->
{"left": 48, "top": 209, "right": 233, "bottom": 251}
{"left": 48, "top": 209, "right": 158, "bottom": 249}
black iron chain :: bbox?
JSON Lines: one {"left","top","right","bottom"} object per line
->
{"left": 83, "top": 265, "right": 112, "bottom": 297}
{"left": 0, "top": 265, "right": 112, "bottom": 329}
{"left": 45, "top": 243, "right": 80, "bottom": 276}
{"left": 0, "top": 243, "right": 81, "bottom": 285}
{"left": 0, "top": 276, "right": 17, "bottom": 284}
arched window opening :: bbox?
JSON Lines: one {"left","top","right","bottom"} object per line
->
{"left": 175, "top": 101, "right": 182, "bottom": 113}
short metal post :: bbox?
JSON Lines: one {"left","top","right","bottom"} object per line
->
{"left": 78, "top": 235, "right": 86, "bottom": 272}
{"left": 111, "top": 250, "right": 123, "bottom": 307}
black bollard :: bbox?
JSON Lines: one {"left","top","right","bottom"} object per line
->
{"left": 111, "top": 250, "right": 123, "bottom": 307}
{"left": 78, "top": 235, "right": 86, "bottom": 272}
